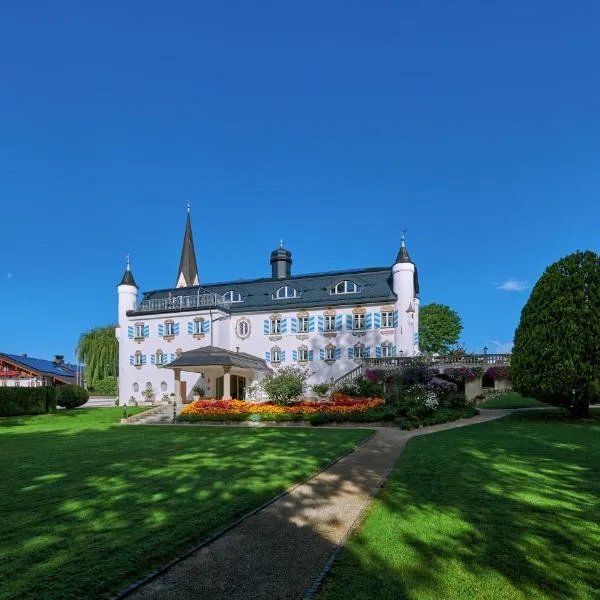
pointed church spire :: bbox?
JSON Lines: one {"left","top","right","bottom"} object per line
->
{"left": 176, "top": 206, "right": 199, "bottom": 288}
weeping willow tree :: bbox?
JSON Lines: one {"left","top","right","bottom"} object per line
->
{"left": 76, "top": 325, "right": 118, "bottom": 385}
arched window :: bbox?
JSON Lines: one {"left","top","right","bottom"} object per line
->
{"left": 270, "top": 346, "right": 282, "bottom": 363}
{"left": 353, "top": 343, "right": 364, "bottom": 359}
{"left": 273, "top": 286, "right": 300, "bottom": 299}
{"left": 330, "top": 280, "right": 361, "bottom": 295}
{"left": 223, "top": 290, "right": 243, "bottom": 303}
{"left": 132, "top": 382, "right": 139, "bottom": 393}
{"left": 160, "top": 381, "right": 168, "bottom": 392}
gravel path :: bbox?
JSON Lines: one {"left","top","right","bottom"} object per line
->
{"left": 124, "top": 410, "right": 510, "bottom": 600}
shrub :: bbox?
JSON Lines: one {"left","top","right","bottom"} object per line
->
{"left": 262, "top": 366, "right": 309, "bottom": 405}
{"left": 486, "top": 366, "right": 510, "bottom": 380}
{"left": 92, "top": 376, "right": 118, "bottom": 396}
{"left": 427, "top": 377, "right": 458, "bottom": 401}
{"left": 512, "top": 250, "right": 600, "bottom": 417}
{"left": 445, "top": 367, "right": 483, "bottom": 383}
{"left": 312, "top": 383, "right": 330, "bottom": 399}
{"left": 55, "top": 385, "right": 89, "bottom": 409}
{"left": 336, "top": 378, "right": 383, "bottom": 398}
{"left": 0, "top": 387, "right": 56, "bottom": 416}
{"left": 397, "top": 384, "right": 439, "bottom": 420}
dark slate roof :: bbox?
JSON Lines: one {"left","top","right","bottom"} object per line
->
{"left": 119, "top": 268, "right": 137, "bottom": 287}
{"left": 134, "top": 266, "right": 397, "bottom": 315}
{"left": 0, "top": 353, "right": 81, "bottom": 384}
{"left": 396, "top": 245, "right": 412, "bottom": 263}
{"left": 166, "top": 346, "right": 271, "bottom": 371}
{"left": 176, "top": 211, "right": 199, "bottom": 287}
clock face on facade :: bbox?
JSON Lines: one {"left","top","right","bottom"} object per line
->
{"left": 236, "top": 318, "right": 251, "bottom": 339}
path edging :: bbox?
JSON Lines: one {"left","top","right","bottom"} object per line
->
{"left": 111, "top": 429, "right": 376, "bottom": 600}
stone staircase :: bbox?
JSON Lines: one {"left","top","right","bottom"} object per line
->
{"left": 121, "top": 403, "right": 176, "bottom": 425}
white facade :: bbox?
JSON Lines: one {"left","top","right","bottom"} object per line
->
{"left": 116, "top": 224, "right": 420, "bottom": 403}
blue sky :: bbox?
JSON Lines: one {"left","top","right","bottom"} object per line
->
{"left": 1, "top": 1, "right": 599, "bottom": 361}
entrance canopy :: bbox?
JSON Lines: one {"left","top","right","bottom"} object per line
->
{"left": 166, "top": 346, "right": 271, "bottom": 401}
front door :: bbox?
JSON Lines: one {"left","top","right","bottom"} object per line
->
{"left": 180, "top": 381, "right": 187, "bottom": 403}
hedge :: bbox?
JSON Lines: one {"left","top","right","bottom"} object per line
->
{"left": 55, "top": 385, "right": 89, "bottom": 409}
{"left": 0, "top": 387, "right": 57, "bottom": 417}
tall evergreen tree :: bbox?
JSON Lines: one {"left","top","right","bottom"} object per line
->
{"left": 512, "top": 251, "right": 600, "bottom": 417}
{"left": 76, "top": 325, "right": 118, "bottom": 385}
{"left": 419, "top": 303, "right": 463, "bottom": 354}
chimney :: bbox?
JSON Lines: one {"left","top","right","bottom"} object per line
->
{"left": 22, "top": 353, "right": 27, "bottom": 357}
{"left": 53, "top": 354, "right": 64, "bottom": 367}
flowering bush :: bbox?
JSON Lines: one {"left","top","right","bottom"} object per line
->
{"left": 445, "top": 367, "right": 483, "bottom": 383}
{"left": 486, "top": 366, "right": 510, "bottom": 380}
{"left": 262, "top": 365, "right": 309, "bottom": 405}
{"left": 426, "top": 377, "right": 458, "bottom": 400}
{"left": 399, "top": 384, "right": 439, "bottom": 419}
{"left": 180, "top": 396, "right": 385, "bottom": 417}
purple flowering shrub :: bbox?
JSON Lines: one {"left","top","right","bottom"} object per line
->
{"left": 427, "top": 377, "right": 458, "bottom": 399}
{"left": 486, "top": 366, "right": 510, "bottom": 380}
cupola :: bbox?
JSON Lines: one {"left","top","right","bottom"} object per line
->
{"left": 270, "top": 241, "right": 292, "bottom": 279}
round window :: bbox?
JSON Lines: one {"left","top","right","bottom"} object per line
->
{"left": 237, "top": 319, "right": 250, "bottom": 339}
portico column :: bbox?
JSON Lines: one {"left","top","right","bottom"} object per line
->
{"left": 223, "top": 367, "right": 232, "bottom": 400}
{"left": 174, "top": 369, "right": 182, "bottom": 404}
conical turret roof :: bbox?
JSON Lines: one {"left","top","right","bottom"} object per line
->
{"left": 176, "top": 208, "right": 199, "bottom": 288}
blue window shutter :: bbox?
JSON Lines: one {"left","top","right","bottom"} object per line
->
{"left": 141, "top": 354, "right": 147, "bottom": 365}
{"left": 129, "top": 355, "right": 134, "bottom": 365}
{"left": 158, "top": 323, "right": 164, "bottom": 336}
{"left": 319, "top": 349, "right": 325, "bottom": 360}
{"left": 309, "top": 316, "right": 316, "bottom": 332}
{"left": 335, "top": 315, "right": 342, "bottom": 330}
{"left": 265, "top": 351, "right": 271, "bottom": 362}
{"left": 292, "top": 350, "right": 298, "bottom": 361}
{"left": 346, "top": 315, "right": 353, "bottom": 330}
{"left": 364, "top": 347, "right": 370, "bottom": 358}
{"left": 393, "top": 310, "right": 399, "bottom": 328}
{"left": 392, "top": 345, "right": 397, "bottom": 356}
{"left": 414, "top": 332, "right": 419, "bottom": 345}
{"left": 318, "top": 315, "right": 324, "bottom": 332}
{"left": 263, "top": 320, "right": 269, "bottom": 335}
{"left": 173, "top": 322, "right": 180, "bottom": 335}
{"left": 348, "top": 347, "right": 354, "bottom": 359}
{"left": 376, "top": 346, "right": 382, "bottom": 358}
{"left": 291, "top": 318, "right": 297, "bottom": 334}
{"left": 170, "top": 353, "right": 175, "bottom": 362}
{"left": 281, "top": 350, "right": 286, "bottom": 362}
{"left": 374, "top": 312, "right": 381, "bottom": 328}
{"left": 308, "top": 350, "right": 314, "bottom": 361}
{"left": 365, "top": 313, "right": 372, "bottom": 329}
{"left": 127, "top": 326, "right": 134, "bottom": 339}
{"left": 151, "top": 354, "right": 156, "bottom": 365}
{"left": 202, "top": 320, "right": 209, "bottom": 333}
{"left": 187, "top": 322, "right": 193, "bottom": 334}
{"left": 335, "top": 348, "right": 341, "bottom": 360}
{"left": 281, "top": 319, "right": 287, "bottom": 334}
{"left": 143, "top": 325, "right": 149, "bottom": 337}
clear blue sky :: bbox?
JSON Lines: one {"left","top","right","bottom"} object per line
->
{"left": 1, "top": 1, "right": 599, "bottom": 361}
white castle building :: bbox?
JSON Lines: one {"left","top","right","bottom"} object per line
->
{"left": 116, "top": 209, "right": 420, "bottom": 403}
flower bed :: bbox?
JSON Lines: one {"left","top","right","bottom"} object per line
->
{"left": 180, "top": 396, "right": 385, "bottom": 418}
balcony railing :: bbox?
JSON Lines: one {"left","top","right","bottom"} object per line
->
{"left": 363, "top": 353, "right": 511, "bottom": 369}
{"left": 135, "top": 289, "right": 232, "bottom": 313}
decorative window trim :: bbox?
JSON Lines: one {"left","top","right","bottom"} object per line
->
{"left": 192, "top": 317, "right": 205, "bottom": 340}
{"left": 352, "top": 307, "right": 367, "bottom": 315}
{"left": 297, "top": 345, "right": 309, "bottom": 363}
{"left": 352, "top": 313, "right": 366, "bottom": 331}
{"left": 134, "top": 322, "right": 145, "bottom": 341}
{"left": 163, "top": 319, "right": 175, "bottom": 341}
{"left": 236, "top": 318, "right": 251, "bottom": 340}
{"left": 270, "top": 346, "right": 282, "bottom": 364}
{"left": 134, "top": 350, "right": 143, "bottom": 369}
{"left": 353, "top": 343, "right": 365, "bottom": 360}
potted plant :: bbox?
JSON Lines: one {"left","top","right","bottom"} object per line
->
{"left": 142, "top": 387, "right": 154, "bottom": 403}
{"left": 192, "top": 385, "right": 205, "bottom": 400}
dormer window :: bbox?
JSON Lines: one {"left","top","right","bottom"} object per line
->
{"left": 223, "top": 291, "right": 243, "bottom": 303}
{"left": 330, "top": 280, "right": 361, "bottom": 295}
{"left": 273, "top": 286, "right": 300, "bottom": 299}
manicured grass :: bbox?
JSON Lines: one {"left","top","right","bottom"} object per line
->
{"left": 0, "top": 408, "right": 370, "bottom": 599}
{"left": 478, "top": 392, "right": 550, "bottom": 409}
{"left": 319, "top": 412, "right": 600, "bottom": 600}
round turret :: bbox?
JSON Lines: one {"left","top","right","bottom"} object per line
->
{"left": 270, "top": 241, "right": 292, "bottom": 279}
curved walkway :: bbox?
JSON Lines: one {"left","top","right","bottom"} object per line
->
{"left": 124, "top": 410, "right": 510, "bottom": 600}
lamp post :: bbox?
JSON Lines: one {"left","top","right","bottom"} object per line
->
{"left": 483, "top": 345, "right": 488, "bottom": 355}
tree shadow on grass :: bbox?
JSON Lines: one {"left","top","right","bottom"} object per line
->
{"left": 0, "top": 423, "right": 370, "bottom": 599}
{"left": 320, "top": 413, "right": 600, "bottom": 600}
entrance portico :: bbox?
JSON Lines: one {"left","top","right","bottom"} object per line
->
{"left": 167, "top": 346, "right": 271, "bottom": 402}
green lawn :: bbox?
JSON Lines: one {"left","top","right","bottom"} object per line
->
{"left": 478, "top": 392, "right": 550, "bottom": 409}
{"left": 0, "top": 408, "right": 370, "bottom": 599}
{"left": 319, "top": 412, "right": 600, "bottom": 600}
